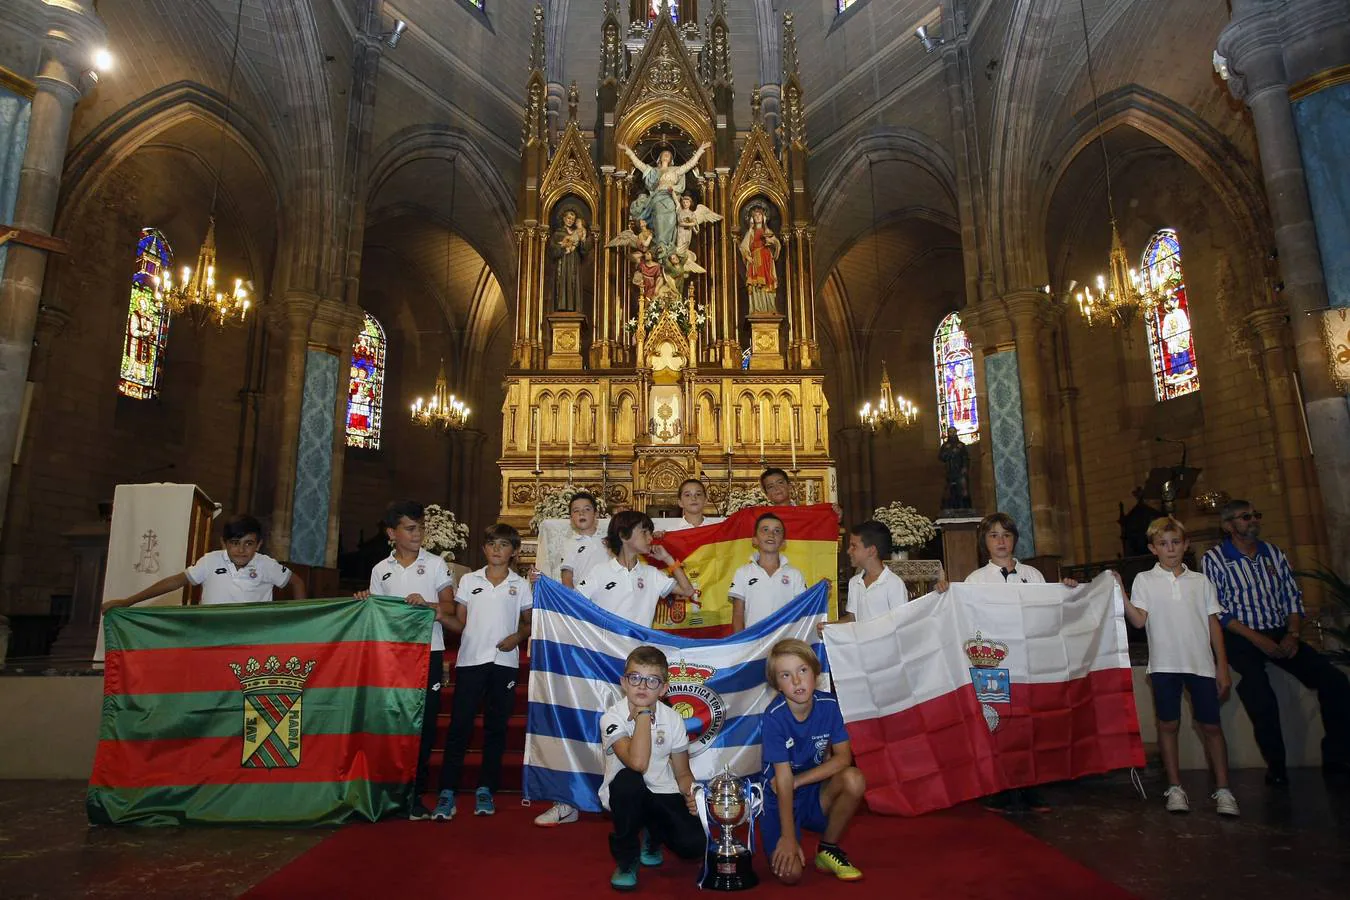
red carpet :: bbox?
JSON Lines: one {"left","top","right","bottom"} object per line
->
{"left": 244, "top": 802, "right": 1137, "bottom": 899}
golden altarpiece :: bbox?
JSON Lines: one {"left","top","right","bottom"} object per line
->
{"left": 499, "top": 3, "right": 832, "bottom": 524}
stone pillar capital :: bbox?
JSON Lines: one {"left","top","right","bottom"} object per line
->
{"left": 1002, "top": 289, "right": 1053, "bottom": 326}
{"left": 37, "top": 0, "right": 108, "bottom": 97}
{"left": 275, "top": 290, "right": 320, "bottom": 333}
{"left": 961, "top": 298, "right": 1012, "bottom": 348}
{"left": 1245, "top": 303, "right": 1293, "bottom": 352}
{"left": 309, "top": 299, "right": 364, "bottom": 351}
{"left": 1217, "top": 8, "right": 1285, "bottom": 102}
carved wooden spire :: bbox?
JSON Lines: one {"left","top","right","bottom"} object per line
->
{"left": 780, "top": 12, "right": 805, "bottom": 150}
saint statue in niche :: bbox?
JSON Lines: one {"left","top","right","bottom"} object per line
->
{"left": 740, "top": 201, "right": 781, "bottom": 315}
{"left": 549, "top": 207, "right": 592, "bottom": 313}
{"left": 619, "top": 141, "right": 711, "bottom": 259}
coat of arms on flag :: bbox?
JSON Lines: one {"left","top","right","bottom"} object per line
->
{"left": 666, "top": 659, "right": 726, "bottom": 755}
{"left": 965, "top": 631, "right": 1010, "bottom": 732}
{"left": 228, "top": 655, "right": 317, "bottom": 768}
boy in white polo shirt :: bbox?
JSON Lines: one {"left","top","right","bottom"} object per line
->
{"left": 360, "top": 500, "right": 458, "bottom": 821}
{"left": 433, "top": 524, "right": 532, "bottom": 821}
{"left": 557, "top": 491, "right": 608, "bottom": 589}
{"left": 820, "top": 520, "right": 908, "bottom": 632}
{"left": 102, "top": 515, "right": 305, "bottom": 610}
{"left": 579, "top": 510, "right": 695, "bottom": 626}
{"left": 536, "top": 510, "right": 696, "bottom": 829}
{"left": 1122, "top": 516, "right": 1239, "bottom": 817}
{"left": 729, "top": 512, "right": 807, "bottom": 632}
{"left": 600, "top": 645, "right": 704, "bottom": 891}
{"left": 654, "top": 478, "right": 724, "bottom": 535}
{"left": 956, "top": 512, "right": 1076, "bottom": 587}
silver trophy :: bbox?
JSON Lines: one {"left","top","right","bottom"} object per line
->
{"left": 692, "top": 769, "right": 764, "bottom": 890}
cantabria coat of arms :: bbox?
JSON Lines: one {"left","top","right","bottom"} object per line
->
{"left": 228, "top": 655, "right": 317, "bottom": 767}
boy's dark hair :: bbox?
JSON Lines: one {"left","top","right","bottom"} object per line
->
{"left": 976, "top": 512, "right": 1019, "bottom": 559}
{"left": 850, "top": 520, "right": 894, "bottom": 558}
{"left": 222, "top": 514, "right": 264, "bottom": 542}
{"left": 605, "top": 509, "right": 654, "bottom": 553}
{"left": 483, "top": 523, "right": 522, "bottom": 551}
{"left": 759, "top": 467, "right": 790, "bottom": 489}
{"left": 754, "top": 512, "right": 786, "bottom": 536}
{"left": 568, "top": 491, "right": 598, "bottom": 513}
{"left": 625, "top": 645, "right": 670, "bottom": 676}
{"left": 384, "top": 500, "right": 425, "bottom": 529}
{"left": 678, "top": 478, "right": 706, "bottom": 495}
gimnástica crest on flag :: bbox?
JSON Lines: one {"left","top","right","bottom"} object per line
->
{"left": 824, "top": 572, "right": 1144, "bottom": 816}
{"left": 523, "top": 576, "right": 830, "bottom": 813}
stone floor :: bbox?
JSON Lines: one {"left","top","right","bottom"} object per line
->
{"left": 1, "top": 768, "right": 1346, "bottom": 899}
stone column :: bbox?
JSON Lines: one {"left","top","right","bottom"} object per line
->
{"left": 1219, "top": 2, "right": 1350, "bottom": 571}
{"left": 0, "top": 1, "right": 105, "bottom": 538}
{"left": 1005, "top": 290, "right": 1060, "bottom": 557}
{"left": 270, "top": 291, "right": 320, "bottom": 557}
{"left": 838, "top": 426, "right": 864, "bottom": 527}
{"left": 1247, "top": 304, "right": 1328, "bottom": 572}
{"left": 959, "top": 299, "right": 1012, "bottom": 514}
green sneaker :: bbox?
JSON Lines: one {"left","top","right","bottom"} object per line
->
{"left": 610, "top": 861, "right": 639, "bottom": 892}
{"left": 639, "top": 830, "right": 664, "bottom": 867}
{"left": 815, "top": 845, "right": 863, "bottom": 881}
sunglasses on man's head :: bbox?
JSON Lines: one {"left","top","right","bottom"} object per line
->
{"left": 1230, "top": 511, "right": 1262, "bottom": 522}
{"left": 623, "top": 672, "right": 664, "bottom": 690}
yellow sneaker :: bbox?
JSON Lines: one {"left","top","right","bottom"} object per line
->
{"left": 815, "top": 845, "right": 863, "bottom": 881}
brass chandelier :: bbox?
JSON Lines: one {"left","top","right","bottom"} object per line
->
{"left": 410, "top": 359, "right": 470, "bottom": 431}
{"left": 1071, "top": 0, "right": 1165, "bottom": 334}
{"left": 859, "top": 361, "right": 918, "bottom": 433}
{"left": 154, "top": 0, "right": 251, "bottom": 327}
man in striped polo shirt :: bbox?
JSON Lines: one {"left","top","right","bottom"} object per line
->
{"left": 1202, "top": 499, "right": 1350, "bottom": 785}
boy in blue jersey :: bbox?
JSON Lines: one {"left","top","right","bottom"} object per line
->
{"left": 759, "top": 639, "right": 866, "bottom": 883}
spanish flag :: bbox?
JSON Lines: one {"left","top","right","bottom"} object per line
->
{"left": 654, "top": 504, "right": 840, "bottom": 638}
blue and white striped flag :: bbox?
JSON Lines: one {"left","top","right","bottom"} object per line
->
{"left": 524, "top": 576, "right": 830, "bottom": 812}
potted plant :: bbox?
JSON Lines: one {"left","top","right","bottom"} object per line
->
{"left": 871, "top": 501, "right": 937, "bottom": 559}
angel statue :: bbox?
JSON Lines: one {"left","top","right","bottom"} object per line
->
{"left": 619, "top": 141, "right": 712, "bottom": 258}
{"left": 675, "top": 193, "right": 723, "bottom": 254}
{"left": 665, "top": 247, "right": 706, "bottom": 297}
{"left": 606, "top": 218, "right": 654, "bottom": 263}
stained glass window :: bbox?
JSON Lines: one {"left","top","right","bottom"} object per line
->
{"left": 118, "top": 228, "right": 173, "bottom": 400}
{"left": 1141, "top": 229, "right": 1199, "bottom": 402}
{"left": 838, "top": 0, "right": 861, "bottom": 13}
{"left": 648, "top": 0, "right": 677, "bottom": 23}
{"left": 346, "top": 313, "right": 386, "bottom": 449}
{"left": 933, "top": 311, "right": 979, "bottom": 444}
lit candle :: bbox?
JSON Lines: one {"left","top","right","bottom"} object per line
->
{"left": 788, "top": 404, "right": 797, "bottom": 470}
{"left": 758, "top": 398, "right": 766, "bottom": 459}
{"left": 534, "top": 407, "right": 541, "bottom": 471}
{"left": 567, "top": 400, "right": 575, "bottom": 461}
{"left": 601, "top": 398, "right": 609, "bottom": 452}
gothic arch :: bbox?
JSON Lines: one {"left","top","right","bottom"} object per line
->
{"left": 813, "top": 129, "right": 959, "bottom": 236}
{"left": 1037, "top": 86, "right": 1271, "bottom": 301}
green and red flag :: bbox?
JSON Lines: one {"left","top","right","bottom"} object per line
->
{"left": 88, "top": 596, "right": 431, "bottom": 826}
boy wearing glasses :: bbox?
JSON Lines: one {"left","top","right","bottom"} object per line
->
{"left": 599, "top": 645, "right": 704, "bottom": 891}
{"left": 102, "top": 515, "right": 306, "bottom": 609}
{"left": 1202, "top": 499, "right": 1350, "bottom": 786}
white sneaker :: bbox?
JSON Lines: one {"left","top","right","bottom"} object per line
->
{"left": 1212, "top": 788, "right": 1240, "bottom": 817}
{"left": 533, "top": 802, "right": 579, "bottom": 826}
{"left": 1163, "top": 785, "right": 1190, "bottom": 814}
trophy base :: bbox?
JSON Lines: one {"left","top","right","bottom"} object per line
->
{"left": 699, "top": 849, "right": 759, "bottom": 891}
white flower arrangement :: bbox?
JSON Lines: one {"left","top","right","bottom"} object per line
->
{"left": 872, "top": 501, "right": 937, "bottom": 551}
{"left": 391, "top": 504, "right": 468, "bottom": 563}
{"left": 530, "top": 484, "right": 609, "bottom": 534}
{"left": 722, "top": 486, "right": 769, "bottom": 515}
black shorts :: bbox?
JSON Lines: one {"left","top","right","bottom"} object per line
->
{"left": 1151, "top": 672, "right": 1221, "bottom": 725}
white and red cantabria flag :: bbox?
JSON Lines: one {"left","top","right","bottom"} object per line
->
{"left": 823, "top": 572, "right": 1143, "bottom": 816}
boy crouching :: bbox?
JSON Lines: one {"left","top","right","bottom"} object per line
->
{"left": 599, "top": 646, "right": 705, "bottom": 891}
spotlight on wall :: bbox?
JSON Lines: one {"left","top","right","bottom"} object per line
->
{"left": 383, "top": 19, "right": 407, "bottom": 49}
{"left": 915, "top": 25, "right": 944, "bottom": 53}
{"left": 1212, "top": 50, "right": 1229, "bottom": 81}
{"left": 93, "top": 48, "right": 114, "bottom": 72}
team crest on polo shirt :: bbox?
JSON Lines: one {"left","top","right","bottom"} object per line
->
{"left": 781, "top": 575, "right": 790, "bottom": 585}
{"left": 416, "top": 564, "right": 426, "bottom": 576}
{"left": 666, "top": 659, "right": 726, "bottom": 757}
{"left": 636, "top": 577, "right": 645, "bottom": 590}
{"left": 509, "top": 585, "right": 518, "bottom": 597}
{"left": 248, "top": 568, "right": 258, "bottom": 579}
{"left": 229, "top": 655, "right": 316, "bottom": 768}
{"left": 964, "top": 631, "right": 1010, "bottom": 733}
